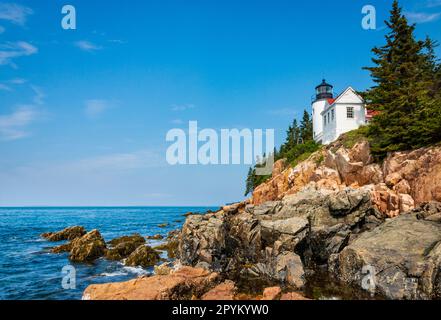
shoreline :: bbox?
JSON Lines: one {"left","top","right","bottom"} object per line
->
{"left": 78, "top": 139, "right": 441, "bottom": 300}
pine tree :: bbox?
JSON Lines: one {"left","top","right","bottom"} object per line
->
{"left": 244, "top": 110, "right": 319, "bottom": 195}
{"left": 244, "top": 167, "right": 255, "bottom": 196}
{"left": 279, "top": 119, "right": 297, "bottom": 157}
{"left": 300, "top": 110, "right": 313, "bottom": 142}
{"left": 421, "top": 37, "right": 440, "bottom": 96}
{"left": 364, "top": 0, "right": 439, "bottom": 158}
{"left": 414, "top": 37, "right": 441, "bottom": 145}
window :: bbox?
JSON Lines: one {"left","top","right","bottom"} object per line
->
{"left": 324, "top": 114, "right": 327, "bottom": 126}
{"left": 328, "top": 112, "right": 330, "bottom": 124}
{"left": 347, "top": 107, "right": 354, "bottom": 119}
{"left": 332, "top": 109, "right": 335, "bottom": 121}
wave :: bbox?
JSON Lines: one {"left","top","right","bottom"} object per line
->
{"left": 99, "top": 271, "right": 128, "bottom": 277}
{"left": 123, "top": 266, "right": 150, "bottom": 276}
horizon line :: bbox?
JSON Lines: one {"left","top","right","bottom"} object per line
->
{"left": 0, "top": 205, "right": 221, "bottom": 209}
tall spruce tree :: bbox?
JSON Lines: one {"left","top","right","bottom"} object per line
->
{"left": 280, "top": 119, "right": 299, "bottom": 156}
{"left": 300, "top": 110, "right": 313, "bottom": 142}
{"left": 364, "top": 0, "right": 439, "bottom": 158}
{"left": 244, "top": 167, "right": 255, "bottom": 196}
{"left": 415, "top": 37, "right": 441, "bottom": 145}
{"left": 244, "top": 109, "right": 319, "bottom": 195}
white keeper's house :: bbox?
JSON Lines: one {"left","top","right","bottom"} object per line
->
{"left": 312, "top": 79, "right": 372, "bottom": 145}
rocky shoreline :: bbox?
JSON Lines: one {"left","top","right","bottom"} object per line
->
{"left": 42, "top": 227, "right": 178, "bottom": 267}
{"left": 42, "top": 138, "right": 441, "bottom": 300}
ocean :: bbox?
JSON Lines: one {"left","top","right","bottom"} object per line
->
{"left": 0, "top": 206, "right": 216, "bottom": 300}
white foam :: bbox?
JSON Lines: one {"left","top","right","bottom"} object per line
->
{"left": 123, "top": 266, "right": 150, "bottom": 276}
{"left": 100, "top": 271, "right": 128, "bottom": 277}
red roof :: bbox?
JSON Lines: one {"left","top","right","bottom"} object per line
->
{"left": 367, "top": 109, "right": 379, "bottom": 115}
{"left": 327, "top": 98, "right": 335, "bottom": 105}
{"left": 366, "top": 109, "right": 380, "bottom": 121}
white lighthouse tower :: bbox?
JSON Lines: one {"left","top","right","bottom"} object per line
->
{"left": 312, "top": 79, "right": 333, "bottom": 143}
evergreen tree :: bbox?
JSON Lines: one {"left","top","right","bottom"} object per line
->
{"left": 300, "top": 110, "right": 313, "bottom": 142}
{"left": 364, "top": 0, "right": 439, "bottom": 158}
{"left": 280, "top": 119, "right": 300, "bottom": 156}
{"left": 244, "top": 167, "right": 255, "bottom": 196}
{"left": 415, "top": 37, "right": 441, "bottom": 145}
{"left": 244, "top": 109, "right": 320, "bottom": 196}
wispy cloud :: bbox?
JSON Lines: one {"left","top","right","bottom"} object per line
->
{"left": 405, "top": 11, "right": 441, "bottom": 23}
{"left": 9, "top": 78, "right": 26, "bottom": 84}
{"left": 0, "top": 41, "right": 38, "bottom": 67}
{"left": 75, "top": 40, "right": 102, "bottom": 52}
{"left": 0, "top": 78, "right": 27, "bottom": 92}
{"left": 108, "top": 39, "right": 127, "bottom": 44}
{"left": 30, "top": 85, "right": 45, "bottom": 105}
{"left": 0, "top": 83, "right": 12, "bottom": 91}
{"left": 0, "top": 106, "right": 39, "bottom": 141}
{"left": 85, "top": 99, "right": 113, "bottom": 118}
{"left": 171, "top": 104, "right": 195, "bottom": 112}
{"left": 0, "top": 3, "right": 33, "bottom": 26}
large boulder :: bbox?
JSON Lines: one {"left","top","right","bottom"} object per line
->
{"left": 146, "top": 234, "right": 164, "bottom": 240}
{"left": 201, "top": 281, "right": 237, "bottom": 300}
{"left": 108, "top": 234, "right": 145, "bottom": 247}
{"left": 332, "top": 141, "right": 383, "bottom": 187}
{"left": 329, "top": 203, "right": 441, "bottom": 300}
{"left": 125, "top": 245, "right": 161, "bottom": 268}
{"left": 262, "top": 286, "right": 282, "bottom": 300}
{"left": 154, "top": 229, "right": 180, "bottom": 259}
{"left": 369, "top": 183, "right": 415, "bottom": 218}
{"left": 69, "top": 230, "right": 106, "bottom": 263}
{"left": 105, "top": 234, "right": 146, "bottom": 260}
{"left": 179, "top": 211, "right": 227, "bottom": 268}
{"left": 383, "top": 146, "right": 441, "bottom": 205}
{"left": 272, "top": 251, "right": 305, "bottom": 288}
{"left": 83, "top": 267, "right": 220, "bottom": 300}
{"left": 253, "top": 153, "right": 323, "bottom": 206}
{"left": 51, "top": 243, "right": 72, "bottom": 254}
{"left": 42, "top": 226, "right": 86, "bottom": 242}
{"left": 272, "top": 186, "right": 383, "bottom": 267}
{"left": 179, "top": 184, "right": 382, "bottom": 290}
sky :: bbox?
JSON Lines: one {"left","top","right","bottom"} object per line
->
{"left": 0, "top": 0, "right": 441, "bottom": 207}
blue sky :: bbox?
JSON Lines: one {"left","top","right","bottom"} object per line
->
{"left": 0, "top": 0, "right": 440, "bottom": 206}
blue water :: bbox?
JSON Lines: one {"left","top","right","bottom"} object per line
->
{"left": 0, "top": 207, "right": 216, "bottom": 300}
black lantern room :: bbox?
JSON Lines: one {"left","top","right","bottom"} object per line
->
{"left": 315, "top": 79, "right": 333, "bottom": 101}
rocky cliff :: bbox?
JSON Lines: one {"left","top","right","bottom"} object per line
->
{"left": 253, "top": 138, "right": 441, "bottom": 218}
{"left": 83, "top": 139, "right": 441, "bottom": 300}
{"left": 177, "top": 139, "right": 441, "bottom": 299}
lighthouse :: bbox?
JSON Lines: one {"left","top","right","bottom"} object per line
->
{"left": 312, "top": 79, "right": 333, "bottom": 143}
{"left": 311, "top": 79, "right": 367, "bottom": 145}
